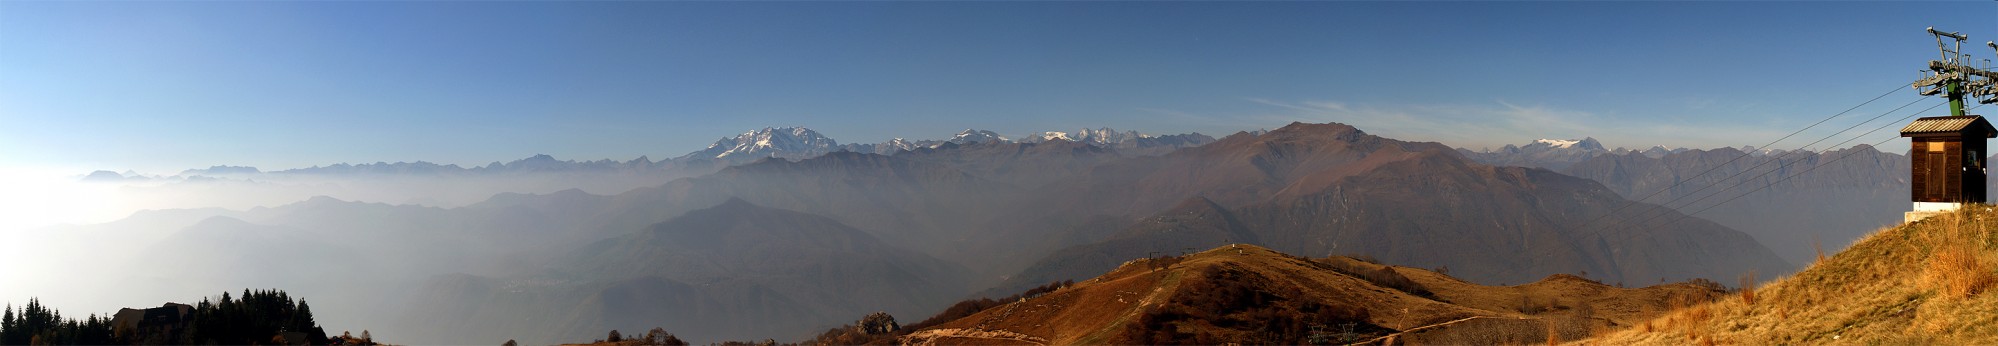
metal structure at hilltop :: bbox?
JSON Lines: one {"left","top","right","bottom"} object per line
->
{"left": 1914, "top": 27, "right": 1998, "bottom": 115}
{"left": 1903, "top": 27, "right": 1998, "bottom": 223}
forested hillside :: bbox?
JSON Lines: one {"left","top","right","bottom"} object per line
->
{"left": 0, "top": 289, "right": 348, "bottom": 346}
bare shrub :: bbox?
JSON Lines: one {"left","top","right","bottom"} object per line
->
{"left": 1112, "top": 266, "right": 1380, "bottom": 345}
{"left": 1321, "top": 258, "right": 1432, "bottom": 297}
{"left": 1413, "top": 318, "right": 1546, "bottom": 345}
{"left": 1813, "top": 235, "right": 1827, "bottom": 264}
{"left": 1739, "top": 271, "right": 1757, "bottom": 305}
{"left": 1517, "top": 295, "right": 1544, "bottom": 315}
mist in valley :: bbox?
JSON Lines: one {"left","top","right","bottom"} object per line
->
{"left": 4, "top": 1, "right": 1986, "bottom": 345}
{"left": 0, "top": 163, "right": 709, "bottom": 342}
{"left": 1, "top": 124, "right": 1804, "bottom": 344}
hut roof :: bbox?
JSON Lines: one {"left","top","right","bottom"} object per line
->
{"left": 1901, "top": 115, "right": 1998, "bottom": 137}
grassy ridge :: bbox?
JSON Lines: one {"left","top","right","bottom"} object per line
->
{"left": 1591, "top": 207, "right": 1998, "bottom": 344}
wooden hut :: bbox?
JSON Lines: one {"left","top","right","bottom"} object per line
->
{"left": 1900, "top": 115, "right": 1997, "bottom": 222}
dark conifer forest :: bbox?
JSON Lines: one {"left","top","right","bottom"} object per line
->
{"left": 0, "top": 289, "right": 334, "bottom": 345}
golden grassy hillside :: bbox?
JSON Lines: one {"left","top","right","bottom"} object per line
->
{"left": 1588, "top": 207, "right": 1998, "bottom": 344}
{"left": 903, "top": 244, "right": 1725, "bottom": 345}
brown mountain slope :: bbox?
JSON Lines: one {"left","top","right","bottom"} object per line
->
{"left": 1588, "top": 208, "right": 1998, "bottom": 344}
{"left": 991, "top": 122, "right": 1791, "bottom": 295}
{"left": 906, "top": 244, "right": 1725, "bottom": 345}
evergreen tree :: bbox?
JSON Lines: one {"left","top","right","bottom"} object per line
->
{"left": 3, "top": 303, "right": 14, "bottom": 345}
{"left": 293, "top": 300, "right": 316, "bottom": 332}
{"left": 0, "top": 289, "right": 332, "bottom": 346}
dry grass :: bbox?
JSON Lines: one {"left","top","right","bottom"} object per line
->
{"left": 1738, "top": 271, "right": 1756, "bottom": 305}
{"left": 1926, "top": 243, "right": 1996, "bottom": 298}
{"left": 913, "top": 244, "right": 1722, "bottom": 345}
{"left": 1923, "top": 214, "right": 1997, "bottom": 299}
{"left": 1587, "top": 207, "right": 1998, "bottom": 345}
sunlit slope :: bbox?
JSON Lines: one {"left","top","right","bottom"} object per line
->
{"left": 905, "top": 244, "right": 1724, "bottom": 345}
{"left": 1589, "top": 207, "right": 1998, "bottom": 344}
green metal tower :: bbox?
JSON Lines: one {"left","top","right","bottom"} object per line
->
{"left": 1914, "top": 27, "right": 1998, "bottom": 114}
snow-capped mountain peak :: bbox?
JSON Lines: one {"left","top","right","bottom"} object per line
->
{"left": 1458, "top": 137, "right": 1610, "bottom": 170}
{"left": 950, "top": 129, "right": 1009, "bottom": 144}
{"left": 1032, "top": 131, "right": 1074, "bottom": 142}
{"left": 683, "top": 126, "right": 841, "bottom": 161}
{"left": 1534, "top": 139, "right": 1581, "bottom": 148}
{"left": 1019, "top": 127, "right": 1155, "bottom": 146}
{"left": 1528, "top": 137, "right": 1604, "bottom": 151}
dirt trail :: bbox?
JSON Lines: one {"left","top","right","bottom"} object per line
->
{"left": 1349, "top": 316, "right": 1539, "bottom": 346}
{"left": 901, "top": 328, "right": 1049, "bottom": 346}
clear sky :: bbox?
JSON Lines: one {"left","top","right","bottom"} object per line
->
{"left": 2, "top": 1, "right": 1995, "bottom": 174}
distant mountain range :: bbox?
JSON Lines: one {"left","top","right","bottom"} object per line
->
{"left": 98, "top": 127, "right": 1216, "bottom": 181}
{"left": 401, "top": 122, "right": 1781, "bottom": 343}
{"left": 1459, "top": 138, "right": 1919, "bottom": 267}
{"left": 40, "top": 122, "right": 1795, "bottom": 345}
{"left": 986, "top": 124, "right": 1787, "bottom": 296}
{"left": 1458, "top": 137, "right": 1708, "bottom": 171}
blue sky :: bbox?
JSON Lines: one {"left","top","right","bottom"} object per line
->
{"left": 2, "top": 1, "right": 1994, "bottom": 174}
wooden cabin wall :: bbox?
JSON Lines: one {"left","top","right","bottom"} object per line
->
{"left": 1947, "top": 140, "right": 1963, "bottom": 201}
{"left": 1914, "top": 139, "right": 1930, "bottom": 202}
{"left": 1968, "top": 134, "right": 1990, "bottom": 203}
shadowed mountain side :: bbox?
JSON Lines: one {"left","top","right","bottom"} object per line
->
{"left": 1028, "top": 123, "right": 1438, "bottom": 219}
{"left": 978, "top": 197, "right": 1258, "bottom": 298}
{"left": 1562, "top": 145, "right": 1910, "bottom": 266}
{"left": 1115, "top": 132, "right": 1219, "bottom": 156}
{"left": 567, "top": 152, "right": 1023, "bottom": 271}
{"left": 402, "top": 199, "right": 972, "bottom": 345}
{"left": 954, "top": 123, "right": 1468, "bottom": 283}
{"left": 1235, "top": 155, "right": 1791, "bottom": 285}
{"left": 892, "top": 140, "right": 1123, "bottom": 189}
{"left": 561, "top": 198, "right": 971, "bottom": 305}
{"left": 989, "top": 123, "right": 1791, "bottom": 295}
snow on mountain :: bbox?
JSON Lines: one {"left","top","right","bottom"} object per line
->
{"left": 1020, "top": 128, "right": 1154, "bottom": 146}
{"left": 881, "top": 138, "right": 918, "bottom": 152}
{"left": 835, "top": 129, "right": 1006, "bottom": 155}
{"left": 679, "top": 127, "right": 841, "bottom": 162}
{"left": 1526, "top": 137, "right": 1604, "bottom": 151}
{"left": 1024, "top": 131, "right": 1074, "bottom": 142}
{"left": 949, "top": 129, "right": 1008, "bottom": 144}
{"left": 1534, "top": 139, "right": 1580, "bottom": 149}
{"left": 118, "top": 126, "right": 1219, "bottom": 179}
{"left": 1457, "top": 137, "right": 1609, "bottom": 170}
